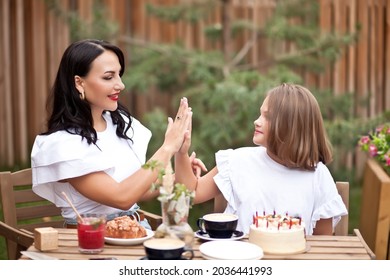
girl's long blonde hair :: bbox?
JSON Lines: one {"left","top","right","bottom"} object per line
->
{"left": 266, "top": 83, "right": 333, "bottom": 171}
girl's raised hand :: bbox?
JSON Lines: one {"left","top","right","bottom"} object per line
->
{"left": 189, "top": 151, "right": 208, "bottom": 178}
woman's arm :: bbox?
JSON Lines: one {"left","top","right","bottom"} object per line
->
{"left": 67, "top": 167, "right": 162, "bottom": 210}
{"left": 67, "top": 98, "right": 192, "bottom": 210}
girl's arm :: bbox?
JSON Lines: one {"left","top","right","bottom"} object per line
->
{"left": 174, "top": 110, "right": 220, "bottom": 204}
{"left": 175, "top": 149, "right": 221, "bottom": 204}
{"left": 312, "top": 218, "right": 333, "bottom": 235}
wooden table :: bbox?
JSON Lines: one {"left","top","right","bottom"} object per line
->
{"left": 20, "top": 228, "right": 375, "bottom": 260}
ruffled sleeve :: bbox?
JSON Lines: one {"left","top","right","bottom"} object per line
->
{"left": 32, "top": 131, "right": 115, "bottom": 184}
{"left": 213, "top": 149, "right": 237, "bottom": 212}
{"left": 310, "top": 163, "right": 348, "bottom": 233}
{"left": 31, "top": 131, "right": 115, "bottom": 204}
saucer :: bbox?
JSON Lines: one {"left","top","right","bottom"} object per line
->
{"left": 195, "top": 230, "right": 245, "bottom": 241}
{"left": 199, "top": 240, "right": 263, "bottom": 260}
{"left": 140, "top": 256, "right": 187, "bottom": 260}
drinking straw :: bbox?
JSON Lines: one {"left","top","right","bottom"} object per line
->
{"left": 61, "top": 191, "right": 84, "bottom": 223}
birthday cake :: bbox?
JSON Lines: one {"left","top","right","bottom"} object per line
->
{"left": 248, "top": 212, "right": 306, "bottom": 254}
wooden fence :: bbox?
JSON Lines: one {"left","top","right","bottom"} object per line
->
{"left": 0, "top": 0, "right": 389, "bottom": 168}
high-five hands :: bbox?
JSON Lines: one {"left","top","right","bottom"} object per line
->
{"left": 174, "top": 98, "right": 207, "bottom": 177}
{"left": 163, "top": 97, "right": 192, "bottom": 155}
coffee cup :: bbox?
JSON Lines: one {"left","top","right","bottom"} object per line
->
{"left": 197, "top": 213, "right": 238, "bottom": 238}
{"left": 143, "top": 238, "right": 194, "bottom": 260}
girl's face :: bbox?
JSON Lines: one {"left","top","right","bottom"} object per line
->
{"left": 76, "top": 50, "right": 125, "bottom": 117}
{"left": 253, "top": 97, "right": 269, "bottom": 147}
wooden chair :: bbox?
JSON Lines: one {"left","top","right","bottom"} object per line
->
{"left": 0, "top": 168, "right": 162, "bottom": 259}
{"left": 138, "top": 209, "right": 162, "bottom": 231}
{"left": 213, "top": 181, "right": 350, "bottom": 236}
{"left": 0, "top": 221, "right": 34, "bottom": 259}
{"left": 354, "top": 228, "right": 376, "bottom": 259}
{"left": 0, "top": 168, "right": 63, "bottom": 259}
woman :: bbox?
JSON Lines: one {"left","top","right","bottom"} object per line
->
{"left": 31, "top": 39, "right": 197, "bottom": 229}
{"left": 175, "top": 83, "right": 348, "bottom": 235}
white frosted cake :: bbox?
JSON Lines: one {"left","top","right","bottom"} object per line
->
{"left": 248, "top": 212, "right": 306, "bottom": 254}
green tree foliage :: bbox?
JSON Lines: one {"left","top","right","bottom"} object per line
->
{"left": 124, "top": 0, "right": 366, "bottom": 174}
{"left": 46, "top": 0, "right": 388, "bottom": 178}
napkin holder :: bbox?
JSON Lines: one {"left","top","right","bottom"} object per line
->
{"left": 34, "top": 227, "right": 58, "bottom": 251}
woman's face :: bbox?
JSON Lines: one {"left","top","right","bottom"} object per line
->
{"left": 76, "top": 50, "right": 125, "bottom": 116}
{"left": 253, "top": 97, "right": 269, "bottom": 147}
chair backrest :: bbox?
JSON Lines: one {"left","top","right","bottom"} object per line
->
{"left": 138, "top": 209, "right": 162, "bottom": 231}
{"left": 334, "top": 181, "right": 349, "bottom": 236}
{"left": 0, "top": 168, "right": 63, "bottom": 259}
{"left": 213, "top": 181, "right": 350, "bottom": 235}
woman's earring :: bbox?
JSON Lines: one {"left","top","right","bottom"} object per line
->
{"left": 80, "top": 91, "right": 85, "bottom": 100}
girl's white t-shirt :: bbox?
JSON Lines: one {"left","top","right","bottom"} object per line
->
{"left": 31, "top": 112, "right": 152, "bottom": 221}
{"left": 213, "top": 146, "right": 348, "bottom": 235}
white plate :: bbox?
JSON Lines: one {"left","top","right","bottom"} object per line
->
{"left": 104, "top": 229, "right": 154, "bottom": 245}
{"left": 199, "top": 240, "right": 263, "bottom": 260}
{"left": 195, "top": 230, "right": 245, "bottom": 241}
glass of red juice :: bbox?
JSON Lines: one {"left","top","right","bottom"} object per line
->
{"left": 77, "top": 213, "right": 106, "bottom": 254}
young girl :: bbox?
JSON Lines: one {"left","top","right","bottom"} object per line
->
{"left": 31, "top": 39, "right": 199, "bottom": 229}
{"left": 175, "top": 83, "right": 348, "bottom": 235}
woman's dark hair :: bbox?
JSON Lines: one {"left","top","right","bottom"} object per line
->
{"left": 42, "top": 39, "right": 132, "bottom": 144}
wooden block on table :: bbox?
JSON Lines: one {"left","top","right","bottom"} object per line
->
{"left": 34, "top": 227, "right": 58, "bottom": 251}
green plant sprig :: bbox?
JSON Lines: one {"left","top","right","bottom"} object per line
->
{"left": 142, "top": 160, "right": 166, "bottom": 191}
{"left": 142, "top": 160, "right": 195, "bottom": 206}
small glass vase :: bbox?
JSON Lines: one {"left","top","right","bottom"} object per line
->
{"left": 155, "top": 195, "right": 194, "bottom": 249}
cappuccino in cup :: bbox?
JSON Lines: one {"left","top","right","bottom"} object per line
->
{"left": 143, "top": 238, "right": 194, "bottom": 260}
{"left": 197, "top": 213, "right": 238, "bottom": 238}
